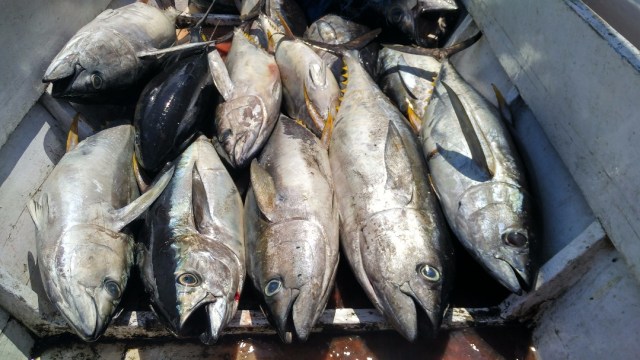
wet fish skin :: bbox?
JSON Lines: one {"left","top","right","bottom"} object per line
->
{"left": 305, "top": 14, "right": 379, "bottom": 80}
{"left": 377, "top": 46, "right": 441, "bottom": 123}
{"left": 27, "top": 125, "right": 173, "bottom": 341}
{"left": 421, "top": 61, "right": 534, "bottom": 294}
{"left": 134, "top": 51, "right": 215, "bottom": 172}
{"left": 265, "top": 16, "right": 339, "bottom": 136}
{"left": 209, "top": 28, "right": 282, "bottom": 168}
{"left": 43, "top": 2, "right": 176, "bottom": 101}
{"left": 139, "top": 136, "right": 245, "bottom": 344}
{"left": 329, "top": 51, "right": 454, "bottom": 341}
{"left": 245, "top": 116, "right": 339, "bottom": 343}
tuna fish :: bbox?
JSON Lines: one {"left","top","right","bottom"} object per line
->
{"left": 262, "top": 15, "right": 339, "bottom": 136}
{"left": 208, "top": 28, "right": 282, "bottom": 168}
{"left": 27, "top": 125, "right": 173, "bottom": 341}
{"left": 329, "top": 51, "right": 454, "bottom": 341}
{"left": 421, "top": 61, "right": 534, "bottom": 294}
{"left": 305, "top": 14, "right": 379, "bottom": 80}
{"left": 138, "top": 136, "right": 245, "bottom": 344}
{"left": 43, "top": 2, "right": 177, "bottom": 101}
{"left": 134, "top": 51, "right": 215, "bottom": 172}
{"left": 245, "top": 115, "right": 340, "bottom": 343}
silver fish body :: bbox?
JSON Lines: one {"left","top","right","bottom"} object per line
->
{"left": 329, "top": 52, "right": 453, "bottom": 341}
{"left": 377, "top": 46, "right": 441, "bottom": 123}
{"left": 270, "top": 17, "right": 339, "bottom": 136}
{"left": 139, "top": 136, "right": 245, "bottom": 344}
{"left": 304, "top": 15, "right": 379, "bottom": 80}
{"left": 245, "top": 116, "right": 339, "bottom": 343}
{"left": 27, "top": 125, "right": 172, "bottom": 341}
{"left": 208, "top": 28, "right": 282, "bottom": 168}
{"left": 421, "top": 61, "right": 534, "bottom": 294}
{"left": 43, "top": 3, "right": 176, "bottom": 101}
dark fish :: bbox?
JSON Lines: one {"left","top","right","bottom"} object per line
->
{"left": 43, "top": 3, "right": 177, "bottom": 101}
{"left": 134, "top": 51, "right": 215, "bottom": 173}
{"left": 139, "top": 136, "right": 245, "bottom": 344}
{"left": 421, "top": 61, "right": 535, "bottom": 294}
{"left": 27, "top": 125, "right": 173, "bottom": 341}
{"left": 245, "top": 116, "right": 339, "bottom": 343}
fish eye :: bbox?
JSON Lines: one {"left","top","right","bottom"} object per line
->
{"left": 502, "top": 231, "right": 528, "bottom": 247}
{"left": 90, "top": 72, "right": 103, "bottom": 89}
{"left": 264, "top": 279, "right": 282, "bottom": 297}
{"left": 177, "top": 273, "right": 200, "bottom": 287}
{"left": 418, "top": 264, "right": 441, "bottom": 282}
{"left": 104, "top": 279, "right": 122, "bottom": 298}
{"left": 388, "top": 7, "right": 406, "bottom": 25}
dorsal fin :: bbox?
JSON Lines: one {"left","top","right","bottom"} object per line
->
{"left": 249, "top": 159, "right": 277, "bottom": 222}
{"left": 384, "top": 121, "right": 414, "bottom": 205}
{"left": 441, "top": 81, "right": 494, "bottom": 178}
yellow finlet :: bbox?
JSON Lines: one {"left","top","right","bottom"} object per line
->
{"left": 66, "top": 113, "right": 80, "bottom": 153}
{"left": 132, "top": 154, "right": 150, "bottom": 193}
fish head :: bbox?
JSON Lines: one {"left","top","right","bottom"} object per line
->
{"left": 147, "top": 236, "right": 241, "bottom": 343}
{"left": 385, "top": 3, "right": 417, "bottom": 43}
{"left": 215, "top": 95, "right": 267, "bottom": 168}
{"left": 458, "top": 183, "right": 533, "bottom": 294}
{"left": 256, "top": 220, "right": 327, "bottom": 343}
{"left": 43, "top": 30, "right": 138, "bottom": 99}
{"left": 360, "top": 209, "right": 453, "bottom": 341}
{"left": 43, "top": 224, "right": 133, "bottom": 341}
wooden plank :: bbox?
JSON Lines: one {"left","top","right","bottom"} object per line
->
{"left": 462, "top": 0, "right": 640, "bottom": 283}
{"left": 500, "top": 221, "right": 607, "bottom": 319}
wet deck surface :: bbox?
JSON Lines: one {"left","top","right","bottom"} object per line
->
{"left": 34, "top": 327, "right": 534, "bottom": 359}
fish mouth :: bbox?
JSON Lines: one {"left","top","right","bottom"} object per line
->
{"left": 491, "top": 257, "right": 531, "bottom": 295}
{"left": 385, "top": 284, "right": 442, "bottom": 341}
{"left": 48, "top": 70, "right": 80, "bottom": 98}
{"left": 55, "top": 293, "right": 104, "bottom": 342}
{"left": 265, "top": 287, "right": 320, "bottom": 344}
{"left": 178, "top": 299, "right": 230, "bottom": 344}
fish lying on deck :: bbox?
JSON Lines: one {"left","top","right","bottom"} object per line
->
{"left": 134, "top": 51, "right": 215, "bottom": 172}
{"left": 43, "top": 2, "right": 177, "bottom": 102}
{"left": 421, "top": 61, "right": 535, "bottom": 294}
{"left": 328, "top": 49, "right": 454, "bottom": 341}
{"left": 208, "top": 28, "right": 282, "bottom": 168}
{"left": 245, "top": 115, "right": 340, "bottom": 343}
{"left": 28, "top": 125, "right": 173, "bottom": 341}
{"left": 139, "top": 136, "right": 245, "bottom": 344}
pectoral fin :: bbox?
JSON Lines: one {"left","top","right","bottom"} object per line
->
{"left": 208, "top": 49, "right": 234, "bottom": 100}
{"left": 384, "top": 121, "right": 414, "bottom": 206}
{"left": 249, "top": 159, "right": 276, "bottom": 222}
{"left": 111, "top": 163, "right": 175, "bottom": 231}
{"left": 441, "top": 81, "right": 493, "bottom": 178}
{"left": 192, "top": 162, "right": 216, "bottom": 237}
{"left": 66, "top": 113, "right": 80, "bottom": 152}
{"left": 28, "top": 193, "right": 50, "bottom": 232}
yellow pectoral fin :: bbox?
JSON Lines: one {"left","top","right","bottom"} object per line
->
{"left": 406, "top": 102, "right": 421, "bottom": 134}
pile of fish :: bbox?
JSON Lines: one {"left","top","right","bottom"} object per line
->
{"left": 29, "top": 0, "right": 536, "bottom": 344}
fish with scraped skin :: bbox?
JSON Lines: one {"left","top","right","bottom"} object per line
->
{"left": 327, "top": 48, "right": 454, "bottom": 341}
{"left": 139, "top": 136, "right": 245, "bottom": 344}
{"left": 208, "top": 27, "right": 282, "bottom": 168}
{"left": 421, "top": 61, "right": 535, "bottom": 294}
{"left": 134, "top": 51, "right": 216, "bottom": 173}
{"left": 260, "top": 14, "right": 339, "bottom": 137}
{"left": 43, "top": 2, "right": 177, "bottom": 102}
{"left": 305, "top": 14, "right": 379, "bottom": 80}
{"left": 27, "top": 125, "right": 174, "bottom": 341}
{"left": 245, "top": 115, "right": 339, "bottom": 343}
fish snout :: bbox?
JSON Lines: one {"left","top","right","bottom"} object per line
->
{"left": 215, "top": 95, "right": 265, "bottom": 167}
{"left": 43, "top": 54, "right": 79, "bottom": 82}
{"left": 290, "top": 284, "right": 325, "bottom": 341}
{"left": 266, "top": 287, "right": 300, "bottom": 343}
{"left": 199, "top": 300, "right": 230, "bottom": 344}
{"left": 55, "top": 289, "right": 103, "bottom": 341}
